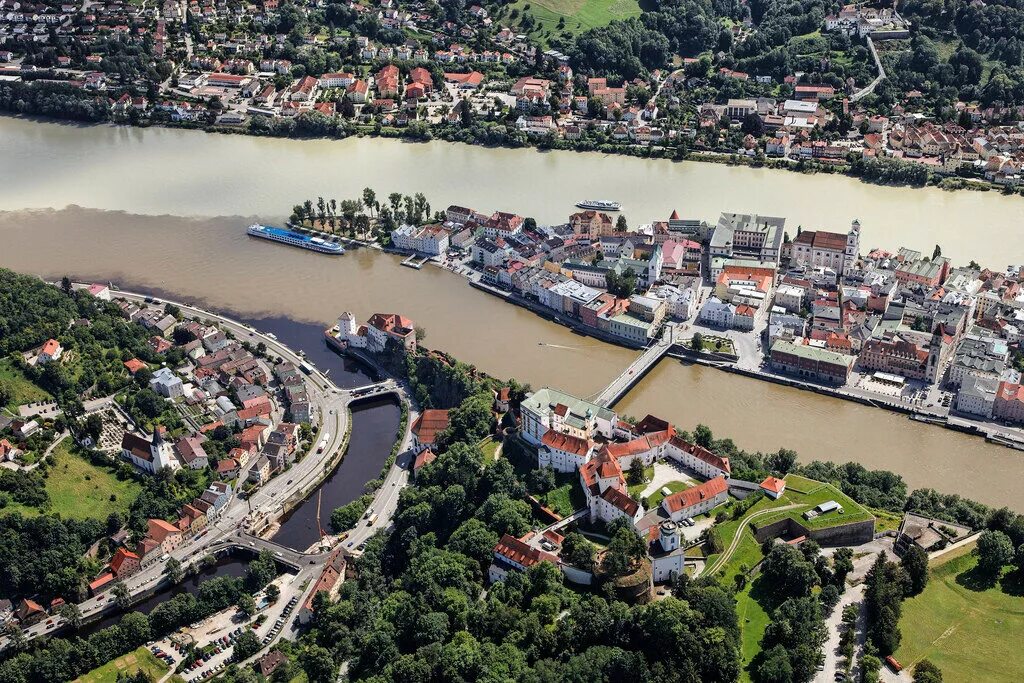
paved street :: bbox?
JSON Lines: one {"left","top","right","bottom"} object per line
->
{"left": 2, "top": 288, "right": 416, "bottom": 654}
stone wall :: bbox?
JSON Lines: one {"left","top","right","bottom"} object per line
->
{"left": 752, "top": 516, "right": 875, "bottom": 547}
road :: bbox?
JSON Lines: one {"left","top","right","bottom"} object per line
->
{"left": 3, "top": 287, "right": 415, "bottom": 652}
{"left": 704, "top": 503, "right": 801, "bottom": 576}
{"left": 815, "top": 583, "right": 866, "bottom": 683}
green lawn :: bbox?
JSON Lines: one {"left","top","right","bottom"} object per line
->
{"left": 511, "top": 0, "right": 641, "bottom": 39}
{"left": 752, "top": 475, "right": 874, "bottom": 531}
{"left": 479, "top": 436, "right": 501, "bottom": 462}
{"left": 541, "top": 472, "right": 587, "bottom": 517}
{"left": 626, "top": 465, "right": 655, "bottom": 499}
{"left": 895, "top": 550, "right": 1024, "bottom": 682}
{"left": 0, "top": 359, "right": 51, "bottom": 411}
{"left": 43, "top": 442, "right": 142, "bottom": 520}
{"left": 735, "top": 581, "right": 772, "bottom": 682}
{"left": 75, "top": 647, "right": 169, "bottom": 683}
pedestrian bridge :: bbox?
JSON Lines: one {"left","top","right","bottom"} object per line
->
{"left": 591, "top": 325, "right": 677, "bottom": 408}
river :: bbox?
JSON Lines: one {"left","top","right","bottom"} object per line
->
{"left": 2, "top": 117, "right": 1023, "bottom": 510}
{"left": 70, "top": 555, "right": 252, "bottom": 639}
{"left": 2, "top": 117, "right": 1024, "bottom": 265}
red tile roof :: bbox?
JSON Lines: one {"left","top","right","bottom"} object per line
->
{"left": 760, "top": 476, "right": 786, "bottom": 494}
{"left": 88, "top": 573, "right": 114, "bottom": 592}
{"left": 41, "top": 339, "right": 60, "bottom": 356}
{"left": 147, "top": 518, "right": 180, "bottom": 542}
{"left": 540, "top": 430, "right": 592, "bottom": 457}
{"left": 411, "top": 409, "right": 450, "bottom": 446}
{"left": 413, "top": 448, "right": 436, "bottom": 471}
{"left": 663, "top": 476, "right": 728, "bottom": 514}
{"left": 600, "top": 486, "right": 640, "bottom": 516}
{"left": 124, "top": 358, "right": 147, "bottom": 374}
{"left": 110, "top": 548, "right": 139, "bottom": 575}
{"left": 668, "top": 436, "right": 731, "bottom": 475}
{"left": 493, "top": 534, "right": 558, "bottom": 568}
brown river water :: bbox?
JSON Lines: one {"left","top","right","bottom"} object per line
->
{"left": 1, "top": 117, "right": 1023, "bottom": 509}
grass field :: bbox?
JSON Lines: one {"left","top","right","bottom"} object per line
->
{"left": 626, "top": 465, "right": 655, "bottom": 498}
{"left": 735, "top": 581, "right": 772, "bottom": 682}
{"left": 752, "top": 475, "right": 873, "bottom": 531}
{"left": 541, "top": 472, "right": 587, "bottom": 517}
{"left": 511, "top": 0, "right": 641, "bottom": 39}
{"left": 43, "top": 442, "right": 142, "bottom": 520}
{"left": 479, "top": 436, "right": 501, "bottom": 462}
{"left": 895, "top": 551, "right": 1024, "bottom": 682}
{"left": 0, "top": 359, "right": 51, "bottom": 411}
{"left": 75, "top": 647, "right": 169, "bottom": 683}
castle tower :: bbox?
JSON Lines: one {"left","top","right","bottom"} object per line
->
{"left": 660, "top": 520, "right": 680, "bottom": 552}
{"left": 337, "top": 311, "right": 357, "bottom": 336}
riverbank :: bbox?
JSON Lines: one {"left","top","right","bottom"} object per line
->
{"left": 4, "top": 111, "right": 1019, "bottom": 201}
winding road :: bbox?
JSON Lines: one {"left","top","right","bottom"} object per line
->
{"left": 1, "top": 287, "right": 415, "bottom": 653}
{"left": 705, "top": 503, "right": 801, "bottom": 576}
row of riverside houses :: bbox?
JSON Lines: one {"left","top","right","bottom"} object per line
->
{"left": 691, "top": 216, "right": 1024, "bottom": 430}
{"left": 489, "top": 386, "right": 792, "bottom": 587}
{"left": 391, "top": 205, "right": 710, "bottom": 348}
{"left": 87, "top": 481, "right": 233, "bottom": 596}
{"left": 399, "top": 200, "right": 1024, "bottom": 432}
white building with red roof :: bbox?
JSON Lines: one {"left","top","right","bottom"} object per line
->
{"left": 37, "top": 339, "right": 62, "bottom": 364}
{"left": 661, "top": 476, "right": 729, "bottom": 521}
{"left": 663, "top": 435, "right": 731, "bottom": 479}
{"left": 488, "top": 533, "right": 560, "bottom": 583}
{"left": 760, "top": 476, "right": 787, "bottom": 499}
{"left": 539, "top": 430, "right": 594, "bottom": 473}
{"left": 411, "top": 409, "right": 450, "bottom": 452}
{"left": 579, "top": 451, "right": 644, "bottom": 525}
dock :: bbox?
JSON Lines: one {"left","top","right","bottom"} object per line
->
{"left": 400, "top": 254, "right": 430, "bottom": 269}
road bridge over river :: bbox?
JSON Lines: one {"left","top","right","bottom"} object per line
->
{"left": 590, "top": 324, "right": 679, "bottom": 408}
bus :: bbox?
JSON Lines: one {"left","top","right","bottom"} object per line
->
{"left": 317, "top": 433, "right": 330, "bottom": 454}
{"left": 366, "top": 513, "right": 379, "bottom": 526}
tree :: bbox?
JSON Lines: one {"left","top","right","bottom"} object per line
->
{"left": 977, "top": 529, "right": 1014, "bottom": 575}
{"left": 627, "top": 459, "right": 646, "bottom": 485}
{"left": 602, "top": 524, "right": 646, "bottom": 577}
{"left": 832, "top": 547, "right": 854, "bottom": 588}
{"left": 237, "top": 592, "right": 257, "bottom": 618}
{"left": 862, "top": 654, "right": 883, "bottom": 683}
{"left": 932, "top": 244, "right": 942, "bottom": 260}
{"left": 562, "top": 532, "right": 594, "bottom": 570}
{"left": 901, "top": 544, "right": 929, "bottom": 595}
{"left": 233, "top": 629, "right": 261, "bottom": 661}
{"left": 57, "top": 602, "right": 82, "bottom": 629}
{"left": 362, "top": 188, "right": 377, "bottom": 218}
{"left": 741, "top": 112, "right": 764, "bottom": 136}
{"left": 4, "top": 623, "right": 26, "bottom": 652}
{"left": 266, "top": 583, "right": 280, "bottom": 603}
{"left": 301, "top": 644, "right": 338, "bottom": 683}
{"left": 165, "top": 557, "right": 184, "bottom": 584}
{"left": 60, "top": 276, "right": 72, "bottom": 295}
{"left": 527, "top": 467, "right": 556, "bottom": 494}
{"left": 447, "top": 518, "right": 499, "bottom": 568}
{"left": 755, "top": 644, "right": 792, "bottom": 683}
{"left": 106, "top": 511, "right": 125, "bottom": 536}
{"left": 615, "top": 215, "right": 627, "bottom": 232}
{"left": 112, "top": 582, "right": 132, "bottom": 610}
{"left": 913, "top": 659, "right": 943, "bottom": 683}
{"left": 691, "top": 332, "right": 704, "bottom": 352}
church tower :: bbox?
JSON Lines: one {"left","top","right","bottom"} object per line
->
{"left": 844, "top": 219, "right": 861, "bottom": 274}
